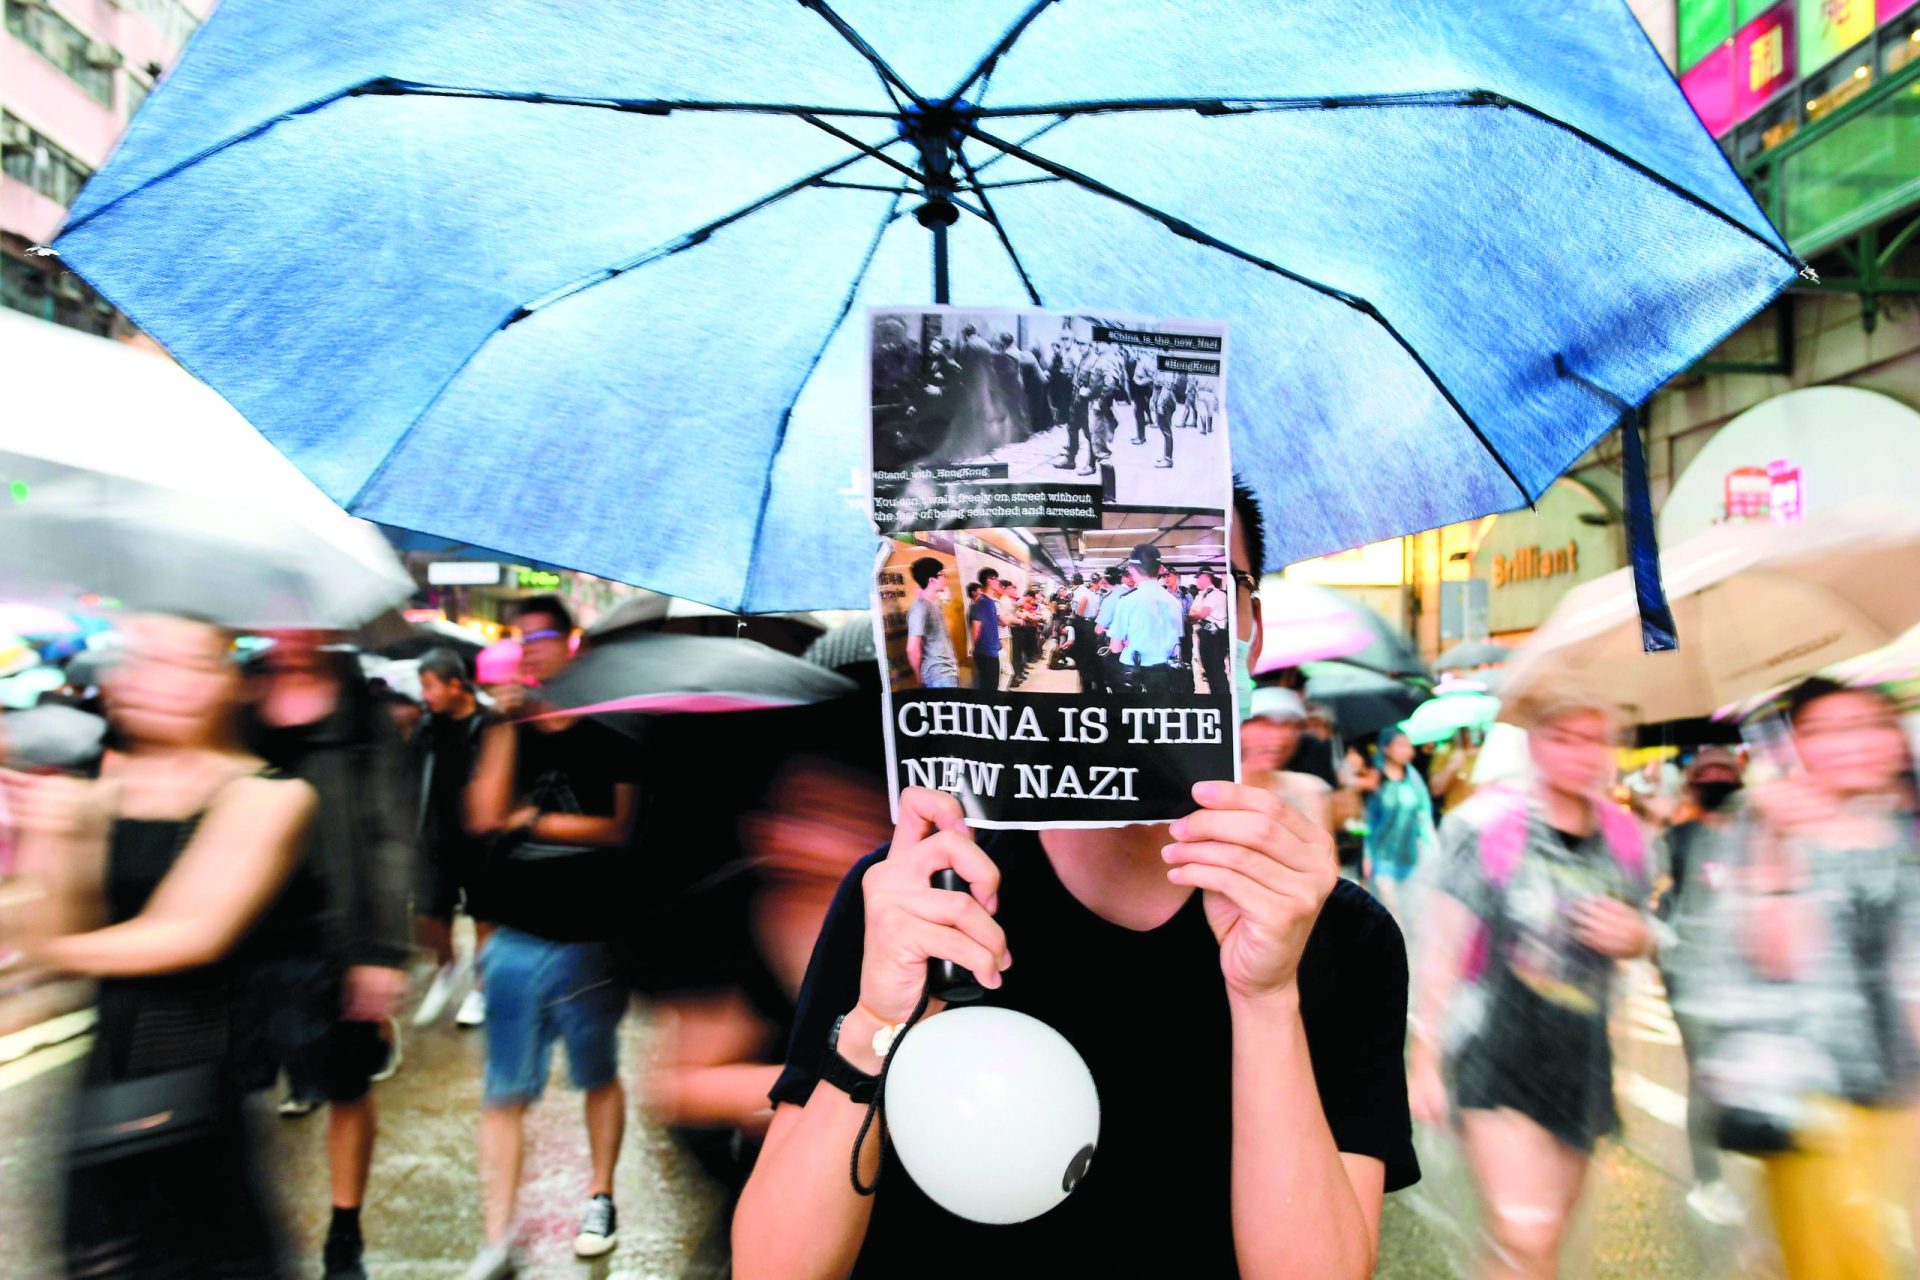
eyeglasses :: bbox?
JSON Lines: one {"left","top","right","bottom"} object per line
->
{"left": 519, "top": 628, "right": 566, "bottom": 643}
{"left": 1229, "top": 569, "right": 1259, "bottom": 599}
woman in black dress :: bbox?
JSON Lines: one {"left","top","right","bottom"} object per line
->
{"left": 6, "top": 613, "right": 315, "bottom": 1279}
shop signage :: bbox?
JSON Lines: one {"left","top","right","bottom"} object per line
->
{"left": 1882, "top": 0, "right": 1919, "bottom": 20}
{"left": 1723, "top": 458, "right": 1804, "bottom": 522}
{"left": 515, "top": 568, "right": 563, "bottom": 589}
{"left": 427, "top": 560, "right": 502, "bottom": 586}
{"left": 1492, "top": 540, "right": 1579, "bottom": 589}
{"left": 1736, "top": 4, "right": 1796, "bottom": 118}
{"left": 1680, "top": 0, "right": 1736, "bottom": 69}
{"left": 1681, "top": 43, "right": 1739, "bottom": 135}
{"left": 1798, "top": 0, "right": 1875, "bottom": 74}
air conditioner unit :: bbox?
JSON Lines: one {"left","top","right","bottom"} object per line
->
{"left": 86, "top": 41, "right": 124, "bottom": 70}
{"left": 0, "top": 119, "right": 31, "bottom": 151}
{"left": 53, "top": 274, "right": 88, "bottom": 303}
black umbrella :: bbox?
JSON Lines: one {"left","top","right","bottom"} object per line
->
{"left": 542, "top": 630, "right": 855, "bottom": 718}
{"left": 380, "top": 618, "right": 488, "bottom": 662}
{"left": 1302, "top": 661, "right": 1429, "bottom": 740}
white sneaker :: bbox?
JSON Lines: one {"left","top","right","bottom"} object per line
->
{"left": 460, "top": 1240, "right": 517, "bottom": 1280}
{"left": 413, "top": 962, "right": 461, "bottom": 1027}
{"left": 574, "top": 1194, "right": 617, "bottom": 1258}
{"left": 1686, "top": 1180, "right": 1745, "bottom": 1227}
{"left": 369, "top": 1017, "right": 403, "bottom": 1083}
{"left": 456, "top": 988, "right": 487, "bottom": 1027}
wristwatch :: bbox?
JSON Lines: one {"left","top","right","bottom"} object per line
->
{"left": 818, "top": 1012, "right": 899, "bottom": 1104}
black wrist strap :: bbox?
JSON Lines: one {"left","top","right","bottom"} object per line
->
{"left": 850, "top": 989, "right": 933, "bottom": 1197}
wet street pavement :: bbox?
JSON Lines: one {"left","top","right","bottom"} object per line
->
{"left": 0, "top": 960, "right": 1844, "bottom": 1278}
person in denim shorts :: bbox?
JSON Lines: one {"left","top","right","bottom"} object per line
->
{"left": 461, "top": 597, "right": 638, "bottom": 1279}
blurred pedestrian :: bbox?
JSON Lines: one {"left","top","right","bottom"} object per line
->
{"left": 461, "top": 596, "right": 638, "bottom": 1277}
{"left": 1428, "top": 729, "right": 1482, "bottom": 818}
{"left": 1652, "top": 746, "right": 1745, "bottom": 1227}
{"left": 410, "top": 647, "right": 497, "bottom": 1026}
{"left": 6, "top": 613, "right": 316, "bottom": 1280}
{"left": 245, "top": 631, "right": 415, "bottom": 1280}
{"left": 1356, "top": 729, "right": 1437, "bottom": 919}
{"left": 1242, "top": 686, "right": 1335, "bottom": 839}
{"left": 1409, "top": 692, "right": 1651, "bottom": 1280}
{"left": 1685, "top": 680, "right": 1920, "bottom": 1279}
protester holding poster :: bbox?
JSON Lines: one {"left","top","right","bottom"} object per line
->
{"left": 735, "top": 482, "right": 1417, "bottom": 1279}
{"left": 868, "top": 307, "right": 1238, "bottom": 829}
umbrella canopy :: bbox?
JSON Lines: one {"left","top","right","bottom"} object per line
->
{"left": 1254, "top": 580, "right": 1426, "bottom": 679}
{"left": 1501, "top": 502, "right": 1920, "bottom": 724}
{"left": 542, "top": 630, "right": 855, "bottom": 717}
{"left": 1434, "top": 640, "right": 1511, "bottom": 672}
{"left": 0, "top": 635, "right": 38, "bottom": 679}
{"left": 1403, "top": 688, "right": 1501, "bottom": 745}
{"left": 0, "top": 667, "right": 67, "bottom": 710}
{"left": 380, "top": 617, "right": 490, "bottom": 661}
{"left": 55, "top": 2, "right": 1796, "bottom": 614}
{"left": 0, "top": 311, "right": 414, "bottom": 628}
{"left": 1301, "top": 661, "right": 1428, "bottom": 740}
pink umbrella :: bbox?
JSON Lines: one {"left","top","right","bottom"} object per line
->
{"left": 0, "top": 602, "right": 80, "bottom": 639}
{"left": 1252, "top": 580, "right": 1375, "bottom": 674}
{"left": 473, "top": 638, "right": 521, "bottom": 685}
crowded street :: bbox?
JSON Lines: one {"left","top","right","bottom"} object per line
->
{"left": 7, "top": 1, "right": 1920, "bottom": 1279}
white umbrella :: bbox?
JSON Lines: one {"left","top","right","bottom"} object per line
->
{"left": 1502, "top": 501, "right": 1920, "bottom": 723}
{"left": 0, "top": 311, "right": 413, "bottom": 628}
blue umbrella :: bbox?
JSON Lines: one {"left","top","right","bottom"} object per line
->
{"left": 54, "top": 1, "right": 1798, "bottom": 616}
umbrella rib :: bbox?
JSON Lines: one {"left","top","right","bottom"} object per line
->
{"left": 952, "top": 0, "right": 1063, "bottom": 102}
{"left": 505, "top": 142, "right": 900, "bottom": 325}
{"left": 954, "top": 146, "right": 1042, "bottom": 306}
{"left": 974, "top": 89, "right": 1801, "bottom": 272}
{"left": 796, "top": 0, "right": 926, "bottom": 108}
{"left": 972, "top": 116, "right": 1069, "bottom": 175}
{"left": 738, "top": 195, "right": 901, "bottom": 612}
{"left": 794, "top": 114, "right": 928, "bottom": 186}
{"left": 963, "top": 122, "right": 1534, "bottom": 506}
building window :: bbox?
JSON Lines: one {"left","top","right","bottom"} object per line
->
{"left": 1, "top": 112, "right": 93, "bottom": 209}
{"left": 1804, "top": 48, "right": 1874, "bottom": 121}
{"left": 116, "top": 0, "right": 198, "bottom": 55}
{"left": 1, "top": 251, "right": 112, "bottom": 335}
{"left": 5, "top": 0, "right": 117, "bottom": 107}
{"left": 124, "top": 72, "right": 150, "bottom": 122}
{"left": 1885, "top": 12, "right": 1920, "bottom": 77}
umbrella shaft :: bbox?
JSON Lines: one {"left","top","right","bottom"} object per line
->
{"left": 932, "top": 220, "right": 950, "bottom": 304}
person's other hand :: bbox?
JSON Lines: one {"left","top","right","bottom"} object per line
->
{"left": 1570, "top": 897, "right": 1651, "bottom": 959}
{"left": 0, "top": 769, "right": 109, "bottom": 842}
{"left": 343, "top": 964, "right": 408, "bottom": 1022}
{"left": 1164, "top": 780, "right": 1337, "bottom": 1002}
{"left": 859, "top": 788, "right": 1008, "bottom": 1026}
{"left": 491, "top": 682, "right": 528, "bottom": 717}
{"left": 1408, "top": 1053, "right": 1449, "bottom": 1128}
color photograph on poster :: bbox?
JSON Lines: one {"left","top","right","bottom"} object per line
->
{"left": 867, "top": 306, "right": 1235, "bottom": 829}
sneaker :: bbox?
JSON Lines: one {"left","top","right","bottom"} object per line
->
{"left": 277, "top": 1092, "right": 318, "bottom": 1118}
{"left": 574, "top": 1194, "right": 617, "bottom": 1258}
{"left": 1154, "top": 458, "right": 1173, "bottom": 468}
{"left": 461, "top": 1240, "right": 518, "bottom": 1280}
{"left": 1685, "top": 1180, "right": 1744, "bottom": 1227}
{"left": 456, "top": 988, "right": 487, "bottom": 1028}
{"left": 413, "top": 961, "right": 463, "bottom": 1027}
{"left": 369, "top": 1017, "right": 403, "bottom": 1083}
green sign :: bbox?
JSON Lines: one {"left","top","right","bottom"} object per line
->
{"left": 1679, "top": 0, "right": 1734, "bottom": 71}
{"left": 1736, "top": 0, "right": 1777, "bottom": 24}
{"left": 516, "top": 568, "right": 562, "bottom": 589}
{"left": 1798, "top": 0, "right": 1875, "bottom": 73}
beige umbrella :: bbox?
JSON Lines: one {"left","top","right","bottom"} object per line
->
{"left": 1501, "top": 501, "right": 1920, "bottom": 724}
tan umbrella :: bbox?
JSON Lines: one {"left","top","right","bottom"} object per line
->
{"left": 1501, "top": 501, "right": 1920, "bottom": 724}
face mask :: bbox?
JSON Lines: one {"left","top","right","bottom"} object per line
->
{"left": 1694, "top": 779, "right": 1743, "bottom": 812}
{"left": 1234, "top": 636, "right": 1258, "bottom": 722}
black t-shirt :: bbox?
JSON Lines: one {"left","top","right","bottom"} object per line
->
{"left": 416, "top": 709, "right": 493, "bottom": 859}
{"left": 1289, "top": 734, "right": 1341, "bottom": 791}
{"left": 769, "top": 832, "right": 1418, "bottom": 1277}
{"left": 475, "top": 716, "right": 638, "bottom": 942}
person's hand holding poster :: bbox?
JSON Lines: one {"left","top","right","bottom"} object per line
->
{"left": 868, "top": 306, "right": 1236, "bottom": 828}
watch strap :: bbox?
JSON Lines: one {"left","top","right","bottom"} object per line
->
{"left": 819, "top": 1014, "right": 879, "bottom": 1105}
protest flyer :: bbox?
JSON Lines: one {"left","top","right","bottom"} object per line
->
{"left": 868, "top": 306, "right": 1236, "bottom": 829}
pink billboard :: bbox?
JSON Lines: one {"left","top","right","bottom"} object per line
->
{"left": 1880, "top": 0, "right": 1918, "bottom": 19}
{"left": 1735, "top": 4, "right": 1796, "bottom": 122}
{"left": 1681, "top": 42, "right": 1738, "bottom": 136}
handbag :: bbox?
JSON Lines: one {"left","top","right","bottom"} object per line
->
{"left": 68, "top": 1061, "right": 228, "bottom": 1168}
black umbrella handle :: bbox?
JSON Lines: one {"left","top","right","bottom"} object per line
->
{"left": 927, "top": 869, "right": 986, "bottom": 1004}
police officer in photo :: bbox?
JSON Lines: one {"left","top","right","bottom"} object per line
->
{"left": 1190, "top": 568, "right": 1231, "bottom": 696}
{"left": 1093, "top": 565, "right": 1132, "bottom": 694}
{"left": 1110, "top": 545, "right": 1184, "bottom": 699}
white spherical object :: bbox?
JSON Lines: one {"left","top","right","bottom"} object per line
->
{"left": 884, "top": 1006, "right": 1100, "bottom": 1224}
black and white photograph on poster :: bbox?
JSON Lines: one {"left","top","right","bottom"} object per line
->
{"left": 868, "top": 304, "right": 1235, "bottom": 830}
{"left": 869, "top": 308, "right": 1228, "bottom": 536}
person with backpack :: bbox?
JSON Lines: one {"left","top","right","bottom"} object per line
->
{"left": 1408, "top": 691, "right": 1652, "bottom": 1280}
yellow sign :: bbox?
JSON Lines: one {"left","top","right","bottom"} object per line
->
{"left": 1493, "top": 540, "right": 1579, "bottom": 589}
{"left": 1283, "top": 538, "right": 1404, "bottom": 586}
